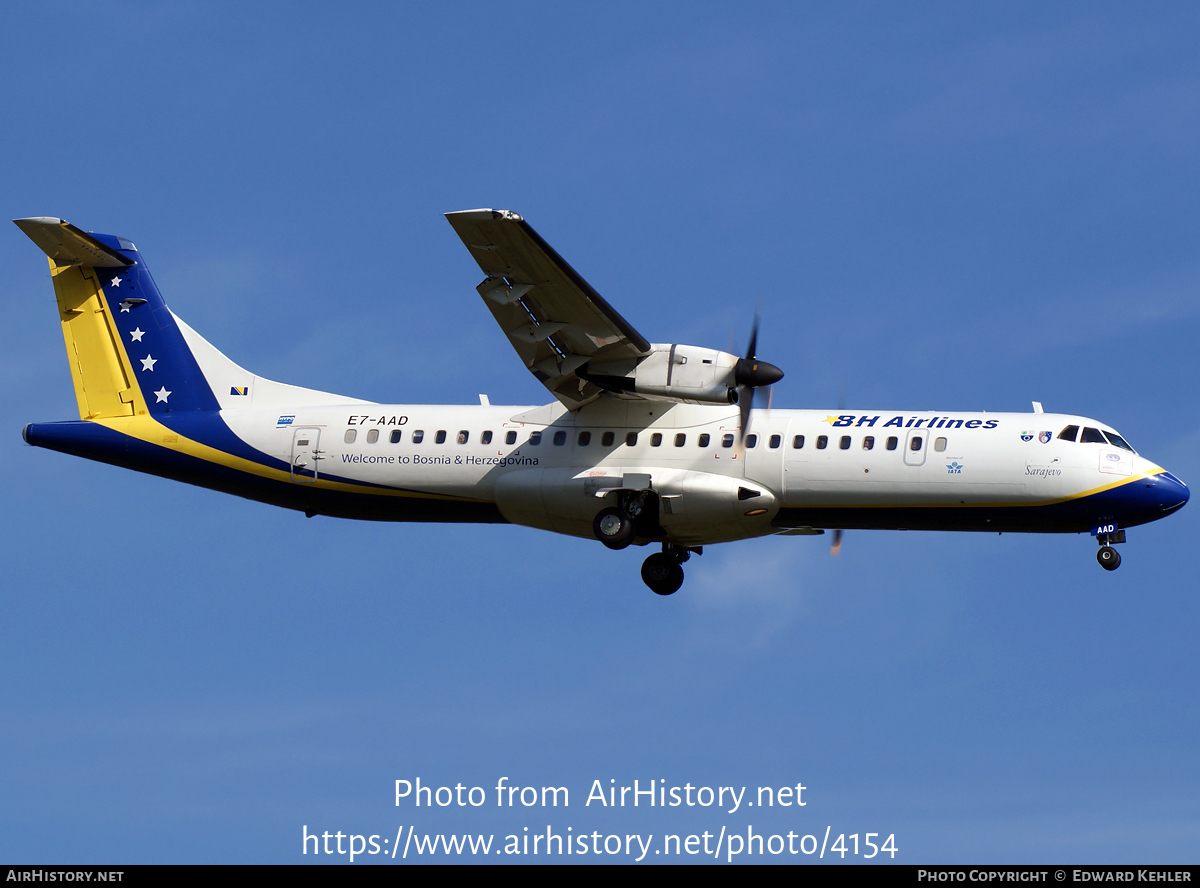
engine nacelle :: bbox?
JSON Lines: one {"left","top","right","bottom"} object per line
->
{"left": 580, "top": 344, "right": 739, "bottom": 405}
{"left": 494, "top": 466, "right": 778, "bottom": 546}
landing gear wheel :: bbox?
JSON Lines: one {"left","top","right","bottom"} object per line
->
{"left": 594, "top": 507, "right": 634, "bottom": 550}
{"left": 1097, "top": 546, "right": 1121, "bottom": 570}
{"left": 641, "top": 552, "right": 684, "bottom": 595}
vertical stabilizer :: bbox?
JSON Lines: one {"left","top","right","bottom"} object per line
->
{"left": 16, "top": 217, "right": 219, "bottom": 419}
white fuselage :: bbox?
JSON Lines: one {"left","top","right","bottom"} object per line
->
{"left": 220, "top": 399, "right": 1168, "bottom": 545}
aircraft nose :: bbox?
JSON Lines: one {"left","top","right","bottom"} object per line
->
{"left": 1155, "top": 471, "right": 1189, "bottom": 516}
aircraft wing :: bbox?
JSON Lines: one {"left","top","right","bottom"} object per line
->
{"left": 445, "top": 209, "right": 652, "bottom": 409}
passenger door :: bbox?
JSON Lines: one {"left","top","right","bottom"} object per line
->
{"left": 290, "top": 428, "right": 322, "bottom": 482}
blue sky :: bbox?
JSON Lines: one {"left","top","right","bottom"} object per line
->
{"left": 2, "top": 2, "right": 1198, "bottom": 863}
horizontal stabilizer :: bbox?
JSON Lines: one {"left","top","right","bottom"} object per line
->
{"left": 13, "top": 217, "right": 133, "bottom": 268}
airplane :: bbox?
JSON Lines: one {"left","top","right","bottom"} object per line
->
{"left": 15, "top": 210, "right": 1190, "bottom": 595}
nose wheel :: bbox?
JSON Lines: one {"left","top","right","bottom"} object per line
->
{"left": 1095, "top": 529, "right": 1125, "bottom": 571}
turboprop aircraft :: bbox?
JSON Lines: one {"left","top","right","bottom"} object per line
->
{"left": 16, "top": 211, "right": 1190, "bottom": 595}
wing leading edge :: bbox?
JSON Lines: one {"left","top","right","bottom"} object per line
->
{"left": 445, "top": 209, "right": 652, "bottom": 409}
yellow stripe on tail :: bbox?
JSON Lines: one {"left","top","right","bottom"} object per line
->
{"left": 48, "top": 259, "right": 146, "bottom": 419}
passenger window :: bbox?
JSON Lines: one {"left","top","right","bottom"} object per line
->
{"left": 910, "top": 437, "right": 923, "bottom": 451}
{"left": 344, "top": 429, "right": 357, "bottom": 443}
{"left": 1103, "top": 431, "right": 1134, "bottom": 452}
{"left": 816, "top": 435, "right": 828, "bottom": 450}
{"left": 674, "top": 434, "right": 686, "bottom": 447}
{"left": 457, "top": 430, "right": 469, "bottom": 445}
{"left": 769, "top": 434, "right": 781, "bottom": 449}
{"left": 1058, "top": 425, "right": 1079, "bottom": 442}
{"left": 481, "top": 431, "right": 492, "bottom": 445}
{"left": 839, "top": 436, "right": 851, "bottom": 450}
{"left": 435, "top": 430, "right": 447, "bottom": 444}
{"left": 529, "top": 431, "right": 542, "bottom": 445}
{"left": 651, "top": 433, "right": 662, "bottom": 447}
{"left": 934, "top": 437, "right": 947, "bottom": 452}
{"left": 746, "top": 434, "right": 758, "bottom": 448}
{"left": 412, "top": 430, "right": 424, "bottom": 444}
{"left": 721, "top": 434, "right": 735, "bottom": 448}
{"left": 366, "top": 429, "right": 379, "bottom": 444}
{"left": 1080, "top": 427, "right": 1106, "bottom": 444}
{"left": 886, "top": 436, "right": 898, "bottom": 450}
{"left": 553, "top": 430, "right": 567, "bottom": 445}
{"left": 505, "top": 430, "right": 517, "bottom": 445}
{"left": 578, "top": 431, "right": 591, "bottom": 446}
{"left": 698, "top": 433, "right": 710, "bottom": 447}
{"left": 862, "top": 436, "right": 874, "bottom": 450}
{"left": 390, "top": 430, "right": 402, "bottom": 444}
{"left": 792, "top": 435, "right": 805, "bottom": 449}
{"left": 625, "top": 432, "right": 638, "bottom": 446}
{"left": 602, "top": 431, "right": 615, "bottom": 446}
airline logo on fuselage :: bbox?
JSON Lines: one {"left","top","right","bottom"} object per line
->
{"left": 822, "top": 414, "right": 999, "bottom": 430}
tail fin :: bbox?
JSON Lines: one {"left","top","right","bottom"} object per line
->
{"left": 15, "top": 217, "right": 219, "bottom": 419}
{"left": 17, "top": 217, "right": 368, "bottom": 419}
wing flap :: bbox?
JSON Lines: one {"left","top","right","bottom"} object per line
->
{"left": 446, "top": 209, "right": 651, "bottom": 409}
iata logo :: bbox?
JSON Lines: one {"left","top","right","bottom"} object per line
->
{"left": 947, "top": 462, "right": 963, "bottom": 474}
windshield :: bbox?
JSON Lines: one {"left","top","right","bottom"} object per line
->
{"left": 1103, "top": 430, "right": 1135, "bottom": 452}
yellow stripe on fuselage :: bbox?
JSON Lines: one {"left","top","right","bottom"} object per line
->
{"left": 94, "top": 415, "right": 490, "bottom": 502}
{"left": 793, "top": 467, "right": 1167, "bottom": 510}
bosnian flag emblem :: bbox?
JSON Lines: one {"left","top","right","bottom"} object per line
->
{"left": 230, "top": 386, "right": 248, "bottom": 395}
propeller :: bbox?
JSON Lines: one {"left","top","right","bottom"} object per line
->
{"left": 734, "top": 314, "right": 784, "bottom": 443}
{"left": 830, "top": 386, "right": 846, "bottom": 555}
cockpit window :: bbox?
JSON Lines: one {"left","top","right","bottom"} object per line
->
{"left": 1057, "top": 425, "right": 1079, "bottom": 442}
{"left": 1080, "top": 427, "right": 1107, "bottom": 444}
{"left": 1103, "top": 431, "right": 1135, "bottom": 452}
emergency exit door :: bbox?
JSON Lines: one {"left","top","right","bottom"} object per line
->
{"left": 904, "top": 428, "right": 928, "bottom": 466}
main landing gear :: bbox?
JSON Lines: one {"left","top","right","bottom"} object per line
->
{"left": 1095, "top": 528, "right": 1126, "bottom": 571}
{"left": 592, "top": 489, "right": 654, "bottom": 551}
{"left": 641, "top": 544, "right": 699, "bottom": 596}
{"left": 591, "top": 493, "right": 698, "bottom": 595}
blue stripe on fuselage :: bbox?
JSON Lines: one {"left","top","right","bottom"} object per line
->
{"left": 21, "top": 419, "right": 503, "bottom": 523}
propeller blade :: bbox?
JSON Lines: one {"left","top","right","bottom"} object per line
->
{"left": 831, "top": 528, "right": 843, "bottom": 556}
{"left": 733, "top": 311, "right": 783, "bottom": 444}
{"left": 738, "top": 383, "right": 753, "bottom": 443}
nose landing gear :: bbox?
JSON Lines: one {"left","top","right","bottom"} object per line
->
{"left": 641, "top": 544, "right": 700, "bottom": 595}
{"left": 1095, "top": 528, "right": 1126, "bottom": 571}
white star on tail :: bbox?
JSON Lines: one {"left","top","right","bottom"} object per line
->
{"left": 130, "top": 328, "right": 144, "bottom": 342}
{"left": 154, "top": 387, "right": 171, "bottom": 403}
{"left": 140, "top": 355, "right": 157, "bottom": 372}
{"left": 110, "top": 276, "right": 122, "bottom": 287}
